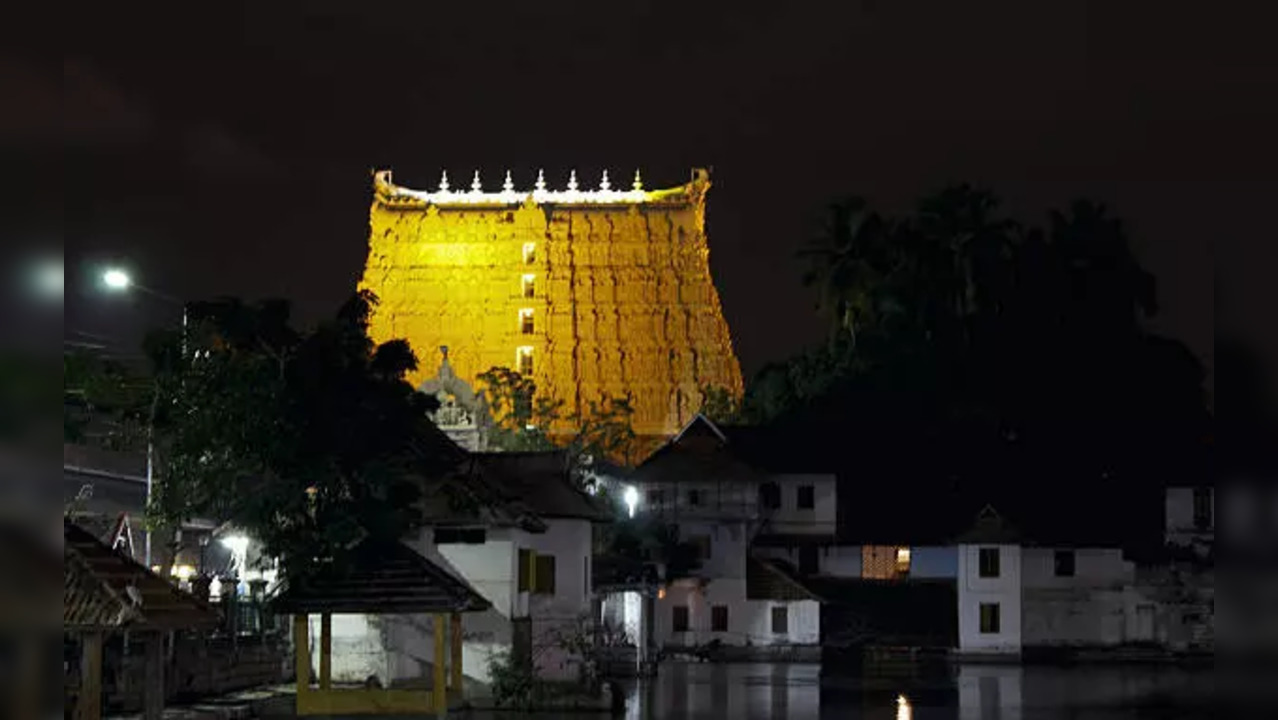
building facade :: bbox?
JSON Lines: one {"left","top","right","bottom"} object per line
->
{"left": 359, "top": 168, "right": 743, "bottom": 441}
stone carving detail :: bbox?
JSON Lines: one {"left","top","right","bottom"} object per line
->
{"left": 360, "top": 168, "right": 743, "bottom": 441}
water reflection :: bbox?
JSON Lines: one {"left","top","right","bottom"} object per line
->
{"left": 606, "top": 662, "right": 1214, "bottom": 720}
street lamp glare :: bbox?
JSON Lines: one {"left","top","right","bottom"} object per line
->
{"left": 103, "top": 268, "right": 132, "bottom": 290}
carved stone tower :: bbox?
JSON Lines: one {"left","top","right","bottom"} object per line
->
{"left": 359, "top": 168, "right": 743, "bottom": 442}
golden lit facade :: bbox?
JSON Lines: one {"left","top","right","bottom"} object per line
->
{"left": 359, "top": 168, "right": 743, "bottom": 439}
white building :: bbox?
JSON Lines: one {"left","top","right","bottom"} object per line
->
{"left": 624, "top": 416, "right": 823, "bottom": 655}
{"left": 310, "top": 450, "right": 611, "bottom": 687}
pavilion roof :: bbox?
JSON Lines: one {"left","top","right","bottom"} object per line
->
{"left": 64, "top": 518, "right": 219, "bottom": 631}
{"left": 270, "top": 538, "right": 490, "bottom": 615}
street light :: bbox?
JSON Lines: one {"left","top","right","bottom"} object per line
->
{"left": 99, "top": 266, "right": 186, "bottom": 568}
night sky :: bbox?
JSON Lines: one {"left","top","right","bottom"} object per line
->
{"left": 26, "top": 2, "right": 1275, "bottom": 386}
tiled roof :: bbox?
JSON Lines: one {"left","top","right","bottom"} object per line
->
{"left": 270, "top": 538, "right": 490, "bottom": 615}
{"left": 64, "top": 519, "right": 218, "bottom": 631}
{"left": 745, "top": 556, "right": 821, "bottom": 602}
{"left": 462, "top": 451, "right": 613, "bottom": 522}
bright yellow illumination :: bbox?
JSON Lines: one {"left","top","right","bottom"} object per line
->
{"left": 522, "top": 242, "right": 536, "bottom": 264}
{"left": 375, "top": 168, "right": 662, "bottom": 205}
{"left": 657, "top": 587, "right": 666, "bottom": 600}
{"left": 896, "top": 694, "right": 912, "bottom": 720}
{"left": 521, "top": 274, "right": 535, "bottom": 298}
{"left": 519, "top": 308, "right": 534, "bottom": 334}
{"left": 170, "top": 564, "right": 196, "bottom": 580}
{"left": 896, "top": 547, "right": 911, "bottom": 575}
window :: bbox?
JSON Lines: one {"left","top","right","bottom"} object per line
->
{"left": 516, "top": 346, "right": 534, "bottom": 376}
{"left": 521, "top": 274, "right": 536, "bottom": 298}
{"left": 672, "top": 605, "right": 690, "bottom": 632}
{"left": 711, "top": 605, "right": 729, "bottom": 632}
{"left": 771, "top": 606, "right": 788, "bottom": 634}
{"left": 797, "top": 485, "right": 815, "bottom": 509}
{"left": 519, "top": 309, "right": 534, "bottom": 335}
{"left": 687, "top": 489, "right": 702, "bottom": 506}
{"left": 434, "top": 527, "right": 486, "bottom": 545}
{"left": 1054, "top": 549, "right": 1076, "bottom": 577}
{"left": 759, "top": 482, "right": 781, "bottom": 510}
{"left": 895, "top": 547, "right": 912, "bottom": 576}
{"left": 799, "top": 546, "right": 819, "bottom": 575}
{"left": 979, "top": 603, "right": 1001, "bottom": 634}
{"left": 518, "top": 548, "right": 533, "bottom": 592}
{"left": 534, "top": 554, "right": 556, "bottom": 594}
{"left": 522, "top": 242, "right": 536, "bottom": 265}
{"left": 1193, "top": 487, "right": 1213, "bottom": 530}
{"left": 978, "top": 547, "right": 1001, "bottom": 578}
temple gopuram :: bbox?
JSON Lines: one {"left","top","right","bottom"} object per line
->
{"left": 359, "top": 168, "right": 742, "bottom": 445}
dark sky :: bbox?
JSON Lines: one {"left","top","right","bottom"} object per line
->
{"left": 25, "top": 2, "right": 1275, "bottom": 386}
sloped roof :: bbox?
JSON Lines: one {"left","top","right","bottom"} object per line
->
{"left": 64, "top": 519, "right": 218, "bottom": 631}
{"left": 745, "top": 556, "right": 822, "bottom": 601}
{"left": 634, "top": 417, "right": 767, "bottom": 486}
{"left": 270, "top": 538, "right": 491, "bottom": 615}
{"left": 462, "top": 451, "right": 613, "bottom": 522}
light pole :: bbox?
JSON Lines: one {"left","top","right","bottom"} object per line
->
{"left": 101, "top": 267, "right": 187, "bottom": 568}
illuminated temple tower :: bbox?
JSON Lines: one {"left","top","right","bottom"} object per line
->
{"left": 359, "top": 168, "right": 743, "bottom": 442}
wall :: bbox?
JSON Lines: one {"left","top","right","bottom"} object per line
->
{"left": 909, "top": 546, "right": 959, "bottom": 579}
{"left": 957, "top": 544, "right": 1023, "bottom": 654}
{"left": 360, "top": 170, "right": 743, "bottom": 438}
{"left": 635, "top": 479, "right": 760, "bottom": 522}
{"left": 677, "top": 520, "right": 748, "bottom": 580}
{"left": 520, "top": 519, "right": 595, "bottom": 681}
{"left": 1020, "top": 548, "right": 1133, "bottom": 590}
{"left": 110, "top": 634, "right": 289, "bottom": 711}
{"left": 1165, "top": 487, "right": 1214, "bottom": 548}
{"left": 655, "top": 579, "right": 820, "bottom": 648}
{"left": 765, "top": 474, "right": 837, "bottom": 535}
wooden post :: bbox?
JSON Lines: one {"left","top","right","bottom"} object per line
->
{"left": 319, "top": 614, "right": 332, "bottom": 690}
{"left": 76, "top": 631, "right": 103, "bottom": 720}
{"left": 449, "top": 613, "right": 463, "bottom": 693}
{"left": 293, "top": 614, "right": 310, "bottom": 698}
{"left": 433, "top": 613, "right": 447, "bottom": 714}
{"left": 143, "top": 631, "right": 164, "bottom": 720}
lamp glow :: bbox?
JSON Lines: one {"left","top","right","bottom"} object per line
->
{"left": 103, "top": 268, "right": 131, "bottom": 290}
{"left": 623, "top": 486, "right": 639, "bottom": 518}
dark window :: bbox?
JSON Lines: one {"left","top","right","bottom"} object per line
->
{"left": 1054, "top": 549, "right": 1076, "bottom": 577}
{"left": 759, "top": 482, "right": 781, "bottom": 510}
{"left": 688, "top": 489, "right": 702, "bottom": 506}
{"left": 978, "top": 547, "right": 1001, "bottom": 578}
{"left": 672, "top": 605, "right": 690, "bottom": 632}
{"left": 534, "top": 554, "right": 556, "bottom": 595}
{"left": 771, "top": 606, "right": 788, "bottom": 634}
{"left": 517, "top": 548, "right": 533, "bottom": 592}
{"left": 511, "top": 618, "right": 533, "bottom": 670}
{"left": 799, "top": 546, "right": 819, "bottom": 575}
{"left": 434, "top": 527, "right": 487, "bottom": 545}
{"left": 522, "top": 276, "right": 535, "bottom": 298}
{"left": 711, "top": 605, "right": 729, "bottom": 632}
{"left": 1193, "top": 487, "right": 1213, "bottom": 530}
{"left": 979, "top": 603, "right": 1001, "bottom": 634}
{"left": 520, "top": 312, "right": 534, "bottom": 334}
{"left": 797, "top": 486, "right": 815, "bottom": 509}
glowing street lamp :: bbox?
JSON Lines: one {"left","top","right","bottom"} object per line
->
{"left": 623, "top": 486, "right": 639, "bottom": 519}
{"left": 103, "top": 268, "right": 132, "bottom": 290}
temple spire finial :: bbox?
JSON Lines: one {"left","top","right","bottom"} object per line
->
{"left": 503, "top": 170, "right": 514, "bottom": 193}
{"left": 438, "top": 170, "right": 450, "bottom": 192}
{"left": 632, "top": 169, "right": 643, "bottom": 192}
{"left": 567, "top": 170, "right": 579, "bottom": 192}
{"left": 535, "top": 169, "right": 546, "bottom": 192}
{"left": 600, "top": 170, "right": 611, "bottom": 192}
{"left": 470, "top": 170, "right": 482, "bottom": 194}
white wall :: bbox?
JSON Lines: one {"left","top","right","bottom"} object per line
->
{"left": 678, "top": 521, "right": 747, "bottom": 579}
{"left": 655, "top": 578, "right": 820, "bottom": 647}
{"left": 957, "top": 544, "right": 1022, "bottom": 655}
{"left": 306, "top": 614, "right": 392, "bottom": 685}
{"left": 766, "top": 474, "right": 837, "bottom": 535}
{"left": 517, "top": 519, "right": 594, "bottom": 681}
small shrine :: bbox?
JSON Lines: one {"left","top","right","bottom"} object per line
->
{"left": 418, "top": 346, "right": 493, "bottom": 452}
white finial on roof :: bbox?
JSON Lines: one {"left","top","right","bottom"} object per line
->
{"left": 599, "top": 170, "right": 611, "bottom": 192}
{"left": 535, "top": 169, "right": 546, "bottom": 192}
{"left": 438, "top": 170, "right": 450, "bottom": 193}
{"left": 470, "top": 170, "right": 482, "bottom": 194}
{"left": 632, "top": 169, "right": 643, "bottom": 192}
{"left": 567, "top": 170, "right": 579, "bottom": 192}
{"left": 503, "top": 170, "right": 514, "bottom": 193}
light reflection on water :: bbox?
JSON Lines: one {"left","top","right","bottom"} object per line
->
{"left": 605, "top": 662, "right": 1215, "bottom": 720}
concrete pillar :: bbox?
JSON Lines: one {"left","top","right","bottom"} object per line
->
{"left": 319, "top": 614, "right": 332, "bottom": 690}
{"left": 449, "top": 613, "right": 463, "bottom": 693}
{"left": 433, "top": 613, "right": 447, "bottom": 714}
{"left": 76, "top": 632, "right": 103, "bottom": 720}
{"left": 143, "top": 631, "right": 164, "bottom": 720}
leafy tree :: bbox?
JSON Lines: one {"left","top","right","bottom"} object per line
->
{"left": 147, "top": 290, "right": 460, "bottom": 580}
{"left": 63, "top": 350, "right": 153, "bottom": 449}
{"left": 697, "top": 385, "right": 742, "bottom": 425}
